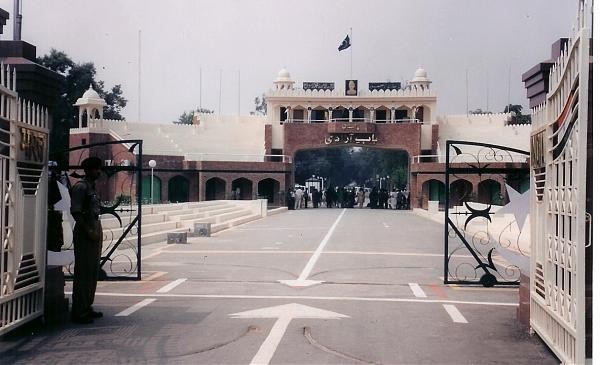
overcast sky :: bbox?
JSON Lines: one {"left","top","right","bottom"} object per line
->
{"left": 0, "top": 0, "right": 580, "bottom": 123}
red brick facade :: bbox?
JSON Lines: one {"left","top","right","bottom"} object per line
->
{"left": 70, "top": 123, "right": 521, "bottom": 208}
{"left": 282, "top": 122, "right": 421, "bottom": 157}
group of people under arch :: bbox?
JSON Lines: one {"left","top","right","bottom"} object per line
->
{"left": 287, "top": 186, "right": 409, "bottom": 210}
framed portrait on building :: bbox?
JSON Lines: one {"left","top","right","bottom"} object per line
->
{"left": 345, "top": 80, "right": 358, "bottom": 96}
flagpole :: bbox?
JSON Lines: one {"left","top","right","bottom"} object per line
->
{"left": 219, "top": 69, "right": 222, "bottom": 115}
{"left": 350, "top": 27, "right": 353, "bottom": 79}
{"left": 138, "top": 29, "right": 142, "bottom": 122}
{"left": 465, "top": 68, "right": 469, "bottom": 114}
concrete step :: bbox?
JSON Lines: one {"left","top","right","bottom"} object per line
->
{"left": 212, "top": 212, "right": 262, "bottom": 233}
{"left": 143, "top": 228, "right": 189, "bottom": 245}
{"left": 267, "top": 207, "right": 288, "bottom": 216}
{"left": 196, "top": 200, "right": 232, "bottom": 212}
{"left": 214, "top": 209, "right": 251, "bottom": 223}
{"left": 101, "top": 212, "right": 166, "bottom": 229}
{"left": 206, "top": 206, "right": 240, "bottom": 217}
{"left": 173, "top": 211, "right": 219, "bottom": 222}
{"left": 165, "top": 204, "right": 235, "bottom": 221}
{"left": 140, "top": 200, "right": 236, "bottom": 215}
{"left": 103, "top": 220, "right": 179, "bottom": 241}
{"left": 100, "top": 201, "right": 265, "bottom": 245}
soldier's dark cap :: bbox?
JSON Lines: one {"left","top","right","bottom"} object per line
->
{"left": 81, "top": 157, "right": 102, "bottom": 170}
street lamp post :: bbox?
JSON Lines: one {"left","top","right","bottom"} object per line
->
{"left": 149, "top": 159, "right": 156, "bottom": 204}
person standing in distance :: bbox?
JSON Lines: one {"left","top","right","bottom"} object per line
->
{"left": 70, "top": 156, "right": 104, "bottom": 324}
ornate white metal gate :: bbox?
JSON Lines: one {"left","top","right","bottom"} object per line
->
{"left": 0, "top": 64, "right": 49, "bottom": 335}
{"left": 529, "top": 3, "right": 591, "bottom": 363}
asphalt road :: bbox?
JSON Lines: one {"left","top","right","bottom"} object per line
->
{"left": 1, "top": 208, "right": 558, "bottom": 364}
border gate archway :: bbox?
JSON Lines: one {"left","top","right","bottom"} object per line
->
{"left": 281, "top": 122, "right": 422, "bottom": 188}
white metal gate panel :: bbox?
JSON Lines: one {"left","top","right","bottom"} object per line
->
{"left": 529, "top": 3, "right": 590, "bottom": 363}
{"left": 0, "top": 63, "right": 49, "bottom": 335}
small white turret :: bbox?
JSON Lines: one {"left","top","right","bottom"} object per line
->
{"left": 409, "top": 67, "right": 432, "bottom": 90}
{"left": 74, "top": 85, "right": 107, "bottom": 128}
{"left": 273, "top": 67, "right": 294, "bottom": 90}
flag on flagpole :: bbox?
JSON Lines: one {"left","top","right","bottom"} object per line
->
{"left": 338, "top": 35, "right": 351, "bottom": 51}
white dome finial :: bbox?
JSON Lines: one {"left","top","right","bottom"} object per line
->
{"left": 410, "top": 66, "right": 431, "bottom": 86}
{"left": 274, "top": 67, "right": 294, "bottom": 90}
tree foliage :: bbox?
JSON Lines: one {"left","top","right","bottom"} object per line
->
{"left": 469, "top": 108, "right": 492, "bottom": 114}
{"left": 250, "top": 94, "right": 267, "bottom": 115}
{"left": 174, "top": 107, "right": 214, "bottom": 124}
{"left": 503, "top": 104, "right": 531, "bottom": 124}
{"left": 37, "top": 48, "right": 127, "bottom": 124}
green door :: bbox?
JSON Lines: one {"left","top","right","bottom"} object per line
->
{"left": 142, "top": 176, "right": 161, "bottom": 203}
{"left": 168, "top": 176, "right": 190, "bottom": 202}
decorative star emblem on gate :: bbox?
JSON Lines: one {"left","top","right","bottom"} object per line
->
{"left": 496, "top": 185, "right": 530, "bottom": 231}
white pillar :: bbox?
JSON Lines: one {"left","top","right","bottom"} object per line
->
{"left": 370, "top": 108, "right": 374, "bottom": 123}
{"left": 307, "top": 107, "right": 311, "bottom": 123}
{"left": 286, "top": 106, "right": 291, "bottom": 123}
{"left": 391, "top": 107, "right": 395, "bottom": 123}
{"left": 349, "top": 108, "right": 353, "bottom": 123}
{"left": 328, "top": 108, "right": 333, "bottom": 123}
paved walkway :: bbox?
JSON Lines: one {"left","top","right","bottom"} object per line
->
{"left": 1, "top": 209, "right": 557, "bottom": 364}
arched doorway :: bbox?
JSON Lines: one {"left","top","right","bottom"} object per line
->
{"left": 449, "top": 179, "right": 473, "bottom": 208}
{"left": 258, "top": 178, "right": 280, "bottom": 203}
{"left": 206, "top": 177, "right": 226, "bottom": 200}
{"left": 422, "top": 179, "right": 445, "bottom": 204}
{"left": 232, "top": 178, "right": 253, "bottom": 200}
{"left": 478, "top": 179, "right": 502, "bottom": 205}
{"left": 141, "top": 175, "right": 161, "bottom": 203}
{"left": 168, "top": 175, "right": 190, "bottom": 203}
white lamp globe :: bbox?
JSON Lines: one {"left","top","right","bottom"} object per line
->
{"left": 148, "top": 159, "right": 157, "bottom": 168}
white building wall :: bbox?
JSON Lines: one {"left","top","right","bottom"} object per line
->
{"left": 420, "top": 123, "right": 432, "bottom": 152}
{"left": 271, "top": 121, "right": 284, "bottom": 149}
{"left": 436, "top": 113, "right": 530, "bottom": 161}
{"left": 78, "top": 115, "right": 269, "bottom": 162}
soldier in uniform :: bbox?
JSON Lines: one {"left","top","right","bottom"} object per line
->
{"left": 70, "top": 157, "right": 104, "bottom": 324}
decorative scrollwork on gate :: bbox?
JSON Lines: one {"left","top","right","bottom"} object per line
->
{"left": 443, "top": 140, "right": 529, "bottom": 287}
{"left": 57, "top": 139, "right": 143, "bottom": 281}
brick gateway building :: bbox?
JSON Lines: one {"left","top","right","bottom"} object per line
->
{"left": 69, "top": 68, "right": 530, "bottom": 208}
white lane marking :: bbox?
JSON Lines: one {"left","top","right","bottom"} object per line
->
{"left": 279, "top": 209, "right": 346, "bottom": 287}
{"left": 144, "top": 271, "right": 167, "bottom": 282}
{"left": 238, "top": 227, "right": 330, "bottom": 231}
{"left": 89, "top": 292, "right": 517, "bottom": 307}
{"left": 230, "top": 303, "right": 348, "bottom": 365}
{"left": 382, "top": 222, "right": 390, "bottom": 228}
{"left": 142, "top": 249, "right": 164, "bottom": 260}
{"left": 159, "top": 250, "right": 471, "bottom": 257}
{"left": 443, "top": 304, "right": 468, "bottom": 323}
{"left": 409, "top": 283, "right": 427, "bottom": 298}
{"left": 156, "top": 278, "right": 187, "bottom": 293}
{"left": 159, "top": 250, "right": 313, "bottom": 254}
{"left": 115, "top": 298, "right": 156, "bottom": 316}
{"left": 261, "top": 247, "right": 280, "bottom": 250}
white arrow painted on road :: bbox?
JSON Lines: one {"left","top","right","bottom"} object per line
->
{"left": 230, "top": 303, "right": 349, "bottom": 365}
{"left": 278, "top": 209, "right": 346, "bottom": 287}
